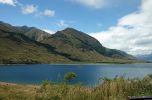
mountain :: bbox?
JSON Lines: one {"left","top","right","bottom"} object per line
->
{"left": 136, "top": 54, "right": 152, "bottom": 62}
{"left": 0, "top": 28, "right": 72, "bottom": 64}
{"left": 42, "top": 28, "right": 135, "bottom": 62}
{"left": 0, "top": 21, "right": 137, "bottom": 64}
{"left": 0, "top": 21, "right": 51, "bottom": 41}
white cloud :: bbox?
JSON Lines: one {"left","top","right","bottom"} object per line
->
{"left": 0, "top": 0, "right": 55, "bottom": 18}
{"left": 68, "top": 0, "right": 107, "bottom": 9}
{"left": 56, "top": 20, "right": 68, "bottom": 28}
{"left": 34, "top": 9, "right": 56, "bottom": 17}
{"left": 91, "top": 0, "right": 152, "bottom": 55}
{"left": 43, "top": 9, "right": 55, "bottom": 17}
{"left": 22, "top": 5, "right": 37, "bottom": 14}
{"left": 43, "top": 29, "right": 55, "bottom": 34}
{"left": 0, "top": 0, "right": 17, "bottom": 6}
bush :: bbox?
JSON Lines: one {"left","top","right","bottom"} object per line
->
{"left": 64, "top": 72, "right": 77, "bottom": 82}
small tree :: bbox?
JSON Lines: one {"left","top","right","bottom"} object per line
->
{"left": 64, "top": 72, "right": 77, "bottom": 82}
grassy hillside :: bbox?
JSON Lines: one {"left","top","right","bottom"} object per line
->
{"left": 42, "top": 28, "right": 135, "bottom": 63}
{"left": 0, "top": 21, "right": 51, "bottom": 42}
{"left": 0, "top": 21, "right": 139, "bottom": 64}
{"left": 0, "top": 74, "right": 152, "bottom": 100}
{"left": 0, "top": 30, "right": 71, "bottom": 64}
{"left": 22, "top": 27, "right": 51, "bottom": 41}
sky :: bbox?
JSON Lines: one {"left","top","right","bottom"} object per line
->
{"left": 0, "top": 0, "right": 152, "bottom": 55}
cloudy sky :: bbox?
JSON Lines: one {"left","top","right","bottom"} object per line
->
{"left": 0, "top": 0, "right": 151, "bottom": 55}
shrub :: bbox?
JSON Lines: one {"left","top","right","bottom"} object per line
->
{"left": 64, "top": 72, "right": 77, "bottom": 82}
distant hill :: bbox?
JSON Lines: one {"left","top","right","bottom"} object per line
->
{"left": 0, "top": 21, "right": 50, "bottom": 41}
{"left": 0, "top": 21, "right": 137, "bottom": 64}
{"left": 136, "top": 54, "right": 152, "bottom": 62}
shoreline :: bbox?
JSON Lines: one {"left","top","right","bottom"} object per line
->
{"left": 0, "top": 81, "right": 39, "bottom": 88}
{"left": 0, "top": 62, "right": 151, "bottom": 66}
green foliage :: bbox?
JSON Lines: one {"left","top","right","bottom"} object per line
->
{"left": 64, "top": 72, "right": 77, "bottom": 81}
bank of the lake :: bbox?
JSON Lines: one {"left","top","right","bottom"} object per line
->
{"left": 0, "top": 63, "right": 152, "bottom": 86}
{"left": 0, "top": 82, "right": 38, "bottom": 100}
{"left": 0, "top": 74, "right": 152, "bottom": 100}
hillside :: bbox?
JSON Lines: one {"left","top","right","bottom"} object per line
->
{"left": 0, "top": 21, "right": 136, "bottom": 64}
{"left": 136, "top": 54, "right": 152, "bottom": 62}
{"left": 0, "top": 21, "right": 51, "bottom": 41}
{"left": 0, "top": 29, "right": 71, "bottom": 64}
{"left": 42, "top": 28, "right": 134, "bottom": 62}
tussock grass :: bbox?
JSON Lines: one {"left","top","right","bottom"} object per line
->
{"left": 0, "top": 74, "right": 152, "bottom": 100}
{"left": 36, "top": 75, "right": 152, "bottom": 100}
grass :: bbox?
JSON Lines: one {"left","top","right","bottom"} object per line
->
{"left": 0, "top": 83, "right": 38, "bottom": 100}
{"left": 0, "top": 75, "right": 152, "bottom": 100}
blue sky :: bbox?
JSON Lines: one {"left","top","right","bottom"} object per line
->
{"left": 0, "top": 0, "right": 140, "bottom": 32}
{"left": 0, "top": 0, "right": 152, "bottom": 55}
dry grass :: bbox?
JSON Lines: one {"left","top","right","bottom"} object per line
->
{"left": 0, "top": 82, "right": 38, "bottom": 100}
{"left": 36, "top": 75, "right": 152, "bottom": 100}
{"left": 0, "top": 75, "right": 152, "bottom": 100}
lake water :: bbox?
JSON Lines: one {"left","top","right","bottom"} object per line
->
{"left": 0, "top": 64, "right": 152, "bottom": 86}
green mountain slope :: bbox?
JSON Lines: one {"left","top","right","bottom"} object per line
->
{"left": 0, "top": 29, "right": 71, "bottom": 64}
{"left": 42, "top": 28, "right": 135, "bottom": 63}
{"left": 0, "top": 21, "right": 51, "bottom": 41}
{"left": 0, "top": 21, "right": 136, "bottom": 64}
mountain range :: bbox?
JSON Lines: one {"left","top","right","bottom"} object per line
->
{"left": 136, "top": 54, "right": 152, "bottom": 62}
{"left": 0, "top": 21, "right": 137, "bottom": 64}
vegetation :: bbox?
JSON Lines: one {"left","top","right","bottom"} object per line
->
{"left": 0, "top": 30, "right": 72, "bottom": 64}
{"left": 0, "top": 74, "right": 152, "bottom": 100}
{"left": 64, "top": 72, "right": 77, "bottom": 82}
{"left": 0, "top": 83, "right": 38, "bottom": 100}
{"left": 42, "top": 28, "right": 135, "bottom": 63}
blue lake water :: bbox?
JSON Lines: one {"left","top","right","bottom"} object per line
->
{"left": 0, "top": 64, "right": 152, "bottom": 86}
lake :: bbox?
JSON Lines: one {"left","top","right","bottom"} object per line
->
{"left": 0, "top": 63, "right": 152, "bottom": 86}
